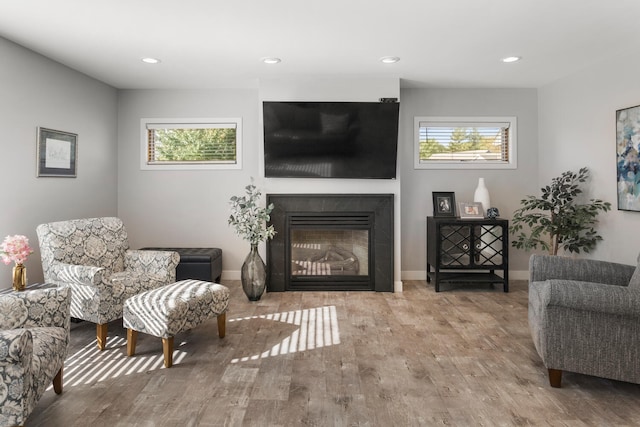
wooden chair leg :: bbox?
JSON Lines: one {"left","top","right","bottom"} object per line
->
{"left": 53, "top": 366, "right": 63, "bottom": 394}
{"left": 96, "top": 323, "right": 108, "bottom": 351}
{"left": 548, "top": 368, "right": 562, "bottom": 388}
{"left": 126, "top": 329, "right": 138, "bottom": 357}
{"left": 217, "top": 312, "right": 226, "bottom": 338}
{"left": 162, "top": 336, "right": 174, "bottom": 368}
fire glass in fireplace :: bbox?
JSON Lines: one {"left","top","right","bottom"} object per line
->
{"left": 291, "top": 229, "right": 369, "bottom": 277}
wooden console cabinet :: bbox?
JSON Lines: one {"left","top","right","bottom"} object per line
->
{"left": 426, "top": 216, "right": 509, "bottom": 292}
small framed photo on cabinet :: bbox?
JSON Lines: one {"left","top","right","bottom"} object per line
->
{"left": 458, "top": 202, "right": 484, "bottom": 219}
{"left": 433, "top": 192, "right": 456, "bottom": 217}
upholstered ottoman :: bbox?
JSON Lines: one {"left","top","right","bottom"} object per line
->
{"left": 141, "top": 247, "right": 223, "bottom": 283}
{"left": 123, "top": 279, "right": 229, "bottom": 368}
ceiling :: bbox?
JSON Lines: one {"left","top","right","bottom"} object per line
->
{"left": 2, "top": 0, "right": 639, "bottom": 90}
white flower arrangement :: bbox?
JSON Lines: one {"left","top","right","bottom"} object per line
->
{"left": 228, "top": 184, "right": 276, "bottom": 245}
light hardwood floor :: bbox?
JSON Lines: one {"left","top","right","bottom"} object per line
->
{"left": 28, "top": 280, "right": 640, "bottom": 426}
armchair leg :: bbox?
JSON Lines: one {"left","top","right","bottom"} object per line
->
{"left": 53, "top": 366, "right": 63, "bottom": 394}
{"left": 126, "top": 329, "right": 138, "bottom": 356}
{"left": 162, "top": 337, "right": 174, "bottom": 368}
{"left": 548, "top": 368, "right": 562, "bottom": 388}
{"left": 217, "top": 312, "right": 226, "bottom": 338}
{"left": 97, "top": 323, "right": 108, "bottom": 351}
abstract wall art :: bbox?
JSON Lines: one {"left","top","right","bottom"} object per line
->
{"left": 616, "top": 105, "right": 640, "bottom": 211}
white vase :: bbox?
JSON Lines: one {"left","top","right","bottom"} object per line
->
{"left": 473, "top": 178, "right": 491, "bottom": 216}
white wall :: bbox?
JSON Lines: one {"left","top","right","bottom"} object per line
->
{"left": 118, "top": 81, "right": 547, "bottom": 288}
{"left": 116, "top": 89, "right": 260, "bottom": 278}
{"left": 399, "top": 88, "right": 539, "bottom": 280}
{"left": 259, "top": 77, "right": 403, "bottom": 291}
{"left": 538, "top": 49, "right": 640, "bottom": 265}
{"left": 3, "top": 32, "right": 631, "bottom": 291}
{"left": 0, "top": 37, "right": 118, "bottom": 289}
{"left": 117, "top": 77, "right": 404, "bottom": 290}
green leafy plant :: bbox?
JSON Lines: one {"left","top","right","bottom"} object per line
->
{"left": 155, "top": 128, "right": 236, "bottom": 161}
{"left": 509, "top": 167, "right": 611, "bottom": 255}
{"left": 228, "top": 184, "right": 276, "bottom": 245}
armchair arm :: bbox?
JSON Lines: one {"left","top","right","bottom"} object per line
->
{"left": 0, "top": 329, "right": 33, "bottom": 366}
{"left": 125, "top": 249, "right": 180, "bottom": 281}
{"left": 47, "top": 261, "right": 108, "bottom": 288}
{"left": 536, "top": 279, "right": 640, "bottom": 318}
{"left": 0, "top": 329, "right": 33, "bottom": 416}
{"left": 529, "top": 254, "right": 635, "bottom": 287}
{"left": 0, "top": 287, "right": 71, "bottom": 330}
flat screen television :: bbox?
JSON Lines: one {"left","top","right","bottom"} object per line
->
{"left": 263, "top": 101, "right": 399, "bottom": 179}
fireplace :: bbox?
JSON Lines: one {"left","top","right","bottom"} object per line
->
{"left": 266, "top": 194, "right": 393, "bottom": 292}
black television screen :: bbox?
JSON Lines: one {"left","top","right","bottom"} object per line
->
{"left": 263, "top": 101, "right": 399, "bottom": 179}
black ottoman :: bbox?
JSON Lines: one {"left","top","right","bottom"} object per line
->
{"left": 141, "top": 247, "right": 222, "bottom": 283}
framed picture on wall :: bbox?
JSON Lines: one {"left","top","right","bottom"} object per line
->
{"left": 616, "top": 104, "right": 640, "bottom": 211}
{"left": 37, "top": 127, "right": 78, "bottom": 177}
{"left": 432, "top": 192, "right": 456, "bottom": 217}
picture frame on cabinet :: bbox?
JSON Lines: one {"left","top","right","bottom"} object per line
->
{"left": 458, "top": 202, "right": 484, "bottom": 219}
{"left": 433, "top": 192, "right": 456, "bottom": 217}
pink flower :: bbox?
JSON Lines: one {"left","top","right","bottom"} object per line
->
{"left": 0, "top": 235, "right": 34, "bottom": 265}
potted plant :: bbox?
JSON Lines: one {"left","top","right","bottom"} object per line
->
{"left": 228, "top": 183, "right": 276, "bottom": 301}
{"left": 510, "top": 167, "right": 611, "bottom": 255}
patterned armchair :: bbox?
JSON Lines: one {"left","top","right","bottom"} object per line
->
{"left": 0, "top": 286, "right": 70, "bottom": 427}
{"left": 36, "top": 217, "right": 180, "bottom": 350}
{"left": 529, "top": 254, "right": 640, "bottom": 387}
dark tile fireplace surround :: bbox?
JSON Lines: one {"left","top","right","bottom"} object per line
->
{"left": 266, "top": 194, "right": 394, "bottom": 292}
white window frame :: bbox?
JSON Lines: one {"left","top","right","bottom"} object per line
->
{"left": 140, "top": 117, "right": 242, "bottom": 170}
{"left": 414, "top": 116, "right": 517, "bottom": 170}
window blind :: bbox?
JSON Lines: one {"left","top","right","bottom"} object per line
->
{"left": 418, "top": 121, "right": 511, "bottom": 163}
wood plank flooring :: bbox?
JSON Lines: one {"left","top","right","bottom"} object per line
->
{"left": 27, "top": 280, "right": 640, "bottom": 426}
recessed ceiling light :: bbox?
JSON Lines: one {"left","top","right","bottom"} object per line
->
{"left": 262, "top": 57, "right": 281, "bottom": 64}
{"left": 380, "top": 56, "right": 400, "bottom": 64}
{"left": 142, "top": 57, "right": 161, "bottom": 64}
{"left": 502, "top": 56, "right": 521, "bottom": 63}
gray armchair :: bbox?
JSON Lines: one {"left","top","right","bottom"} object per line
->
{"left": 36, "top": 217, "right": 180, "bottom": 350}
{"left": 0, "top": 286, "right": 70, "bottom": 427}
{"left": 528, "top": 254, "right": 640, "bottom": 387}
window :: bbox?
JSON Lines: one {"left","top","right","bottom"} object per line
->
{"left": 414, "top": 116, "right": 517, "bottom": 169}
{"left": 140, "top": 118, "right": 242, "bottom": 170}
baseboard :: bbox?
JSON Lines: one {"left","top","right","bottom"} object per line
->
{"left": 221, "top": 270, "right": 240, "bottom": 281}
{"left": 223, "top": 270, "right": 528, "bottom": 287}
{"left": 401, "top": 270, "right": 427, "bottom": 281}
{"left": 401, "top": 270, "right": 529, "bottom": 281}
{"left": 509, "top": 270, "right": 529, "bottom": 280}
{"left": 394, "top": 280, "right": 403, "bottom": 292}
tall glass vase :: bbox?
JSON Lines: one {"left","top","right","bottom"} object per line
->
{"left": 241, "top": 244, "right": 266, "bottom": 301}
{"left": 12, "top": 263, "right": 26, "bottom": 291}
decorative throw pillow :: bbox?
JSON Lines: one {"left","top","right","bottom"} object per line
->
{"left": 628, "top": 252, "right": 640, "bottom": 289}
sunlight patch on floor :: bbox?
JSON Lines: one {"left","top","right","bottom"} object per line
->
{"left": 229, "top": 305, "right": 340, "bottom": 363}
{"left": 49, "top": 335, "right": 189, "bottom": 389}
{"left": 48, "top": 305, "right": 341, "bottom": 386}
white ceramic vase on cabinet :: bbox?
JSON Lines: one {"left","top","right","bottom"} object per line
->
{"left": 473, "top": 178, "right": 491, "bottom": 216}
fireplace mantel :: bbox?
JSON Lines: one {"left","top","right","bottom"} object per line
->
{"left": 266, "top": 194, "right": 394, "bottom": 292}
